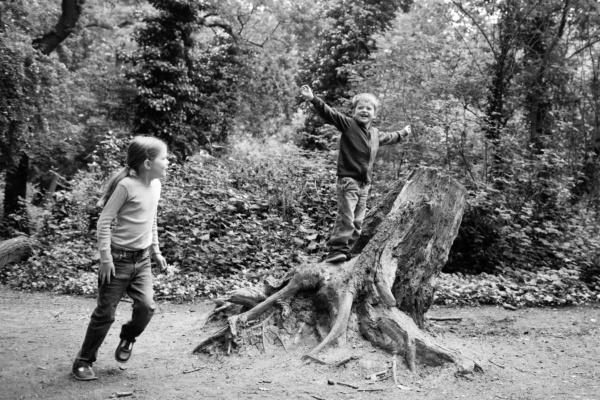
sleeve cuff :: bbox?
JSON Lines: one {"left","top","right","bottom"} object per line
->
{"left": 100, "top": 249, "right": 113, "bottom": 264}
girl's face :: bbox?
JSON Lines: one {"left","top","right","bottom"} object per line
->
{"left": 353, "top": 100, "right": 376, "bottom": 126}
{"left": 148, "top": 147, "right": 169, "bottom": 180}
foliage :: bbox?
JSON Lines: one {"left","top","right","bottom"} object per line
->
{"left": 0, "top": 7, "right": 80, "bottom": 176}
{"left": 297, "top": 0, "right": 410, "bottom": 105}
{"left": 126, "top": 0, "right": 241, "bottom": 159}
{"left": 155, "top": 138, "right": 336, "bottom": 286}
{"left": 435, "top": 268, "right": 598, "bottom": 307}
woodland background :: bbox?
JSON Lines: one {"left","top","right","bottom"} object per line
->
{"left": 1, "top": 0, "right": 600, "bottom": 307}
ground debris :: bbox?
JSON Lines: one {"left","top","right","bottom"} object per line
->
{"left": 327, "top": 379, "right": 359, "bottom": 389}
{"left": 334, "top": 355, "right": 359, "bottom": 368}
{"left": 182, "top": 366, "right": 205, "bottom": 374}
{"left": 109, "top": 392, "right": 133, "bottom": 398}
{"left": 366, "top": 369, "right": 389, "bottom": 381}
{"left": 428, "top": 316, "right": 463, "bottom": 322}
{"left": 488, "top": 359, "right": 506, "bottom": 369}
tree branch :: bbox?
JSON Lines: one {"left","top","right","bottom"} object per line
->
{"left": 568, "top": 37, "right": 600, "bottom": 59}
{"left": 544, "top": 0, "right": 571, "bottom": 60}
{"left": 204, "top": 16, "right": 237, "bottom": 42}
{"left": 32, "top": 0, "right": 83, "bottom": 55}
{"left": 451, "top": 1, "right": 497, "bottom": 59}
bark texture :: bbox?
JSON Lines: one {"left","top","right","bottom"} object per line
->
{"left": 0, "top": 236, "right": 36, "bottom": 269}
{"left": 194, "top": 167, "right": 481, "bottom": 374}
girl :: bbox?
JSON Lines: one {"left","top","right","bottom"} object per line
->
{"left": 72, "top": 136, "right": 169, "bottom": 381}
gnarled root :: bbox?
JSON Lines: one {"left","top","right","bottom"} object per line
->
{"left": 359, "top": 304, "right": 483, "bottom": 374}
{"left": 301, "top": 290, "right": 354, "bottom": 363}
{"left": 193, "top": 261, "right": 337, "bottom": 354}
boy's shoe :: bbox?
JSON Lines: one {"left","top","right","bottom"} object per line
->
{"left": 72, "top": 362, "right": 97, "bottom": 381}
{"left": 115, "top": 339, "right": 134, "bottom": 363}
{"left": 326, "top": 252, "right": 347, "bottom": 263}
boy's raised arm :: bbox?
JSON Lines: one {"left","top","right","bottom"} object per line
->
{"left": 300, "top": 85, "right": 351, "bottom": 132}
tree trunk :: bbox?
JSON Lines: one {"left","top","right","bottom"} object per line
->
{"left": 2, "top": 152, "right": 30, "bottom": 236}
{"left": 194, "top": 167, "right": 481, "bottom": 374}
{"left": 0, "top": 236, "right": 36, "bottom": 269}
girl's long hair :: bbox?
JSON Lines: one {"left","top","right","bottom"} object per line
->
{"left": 97, "top": 136, "right": 167, "bottom": 208}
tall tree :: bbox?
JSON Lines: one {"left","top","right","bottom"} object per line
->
{"left": 127, "top": 0, "right": 243, "bottom": 159}
{"left": 451, "top": 0, "right": 521, "bottom": 185}
{"left": 0, "top": 0, "right": 81, "bottom": 236}
{"left": 568, "top": 1, "right": 600, "bottom": 199}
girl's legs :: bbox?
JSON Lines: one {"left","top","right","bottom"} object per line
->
{"left": 75, "top": 259, "right": 133, "bottom": 366}
{"left": 120, "top": 255, "right": 155, "bottom": 341}
{"left": 114, "top": 255, "right": 155, "bottom": 363}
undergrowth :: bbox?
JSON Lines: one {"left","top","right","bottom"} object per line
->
{"left": 1, "top": 136, "right": 599, "bottom": 307}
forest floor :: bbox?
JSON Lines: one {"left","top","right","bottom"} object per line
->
{"left": 1, "top": 284, "right": 599, "bottom": 400}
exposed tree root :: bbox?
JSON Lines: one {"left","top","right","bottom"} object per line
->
{"left": 195, "top": 258, "right": 481, "bottom": 373}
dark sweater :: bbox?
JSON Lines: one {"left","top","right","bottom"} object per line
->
{"left": 311, "top": 96, "right": 408, "bottom": 184}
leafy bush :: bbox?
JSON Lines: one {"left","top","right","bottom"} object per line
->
{"left": 1, "top": 137, "right": 338, "bottom": 299}
{"left": 156, "top": 138, "right": 337, "bottom": 289}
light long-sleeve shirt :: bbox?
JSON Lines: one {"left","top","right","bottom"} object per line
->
{"left": 311, "top": 96, "right": 409, "bottom": 184}
{"left": 97, "top": 177, "right": 161, "bottom": 264}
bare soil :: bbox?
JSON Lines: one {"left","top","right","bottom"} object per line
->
{"left": 1, "top": 284, "right": 599, "bottom": 400}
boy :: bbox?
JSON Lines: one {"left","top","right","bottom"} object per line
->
{"left": 300, "top": 85, "right": 411, "bottom": 263}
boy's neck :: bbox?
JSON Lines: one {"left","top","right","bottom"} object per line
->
{"left": 357, "top": 119, "right": 371, "bottom": 130}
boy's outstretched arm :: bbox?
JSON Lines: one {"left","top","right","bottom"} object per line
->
{"left": 379, "top": 124, "right": 412, "bottom": 146}
{"left": 299, "top": 84, "right": 351, "bottom": 132}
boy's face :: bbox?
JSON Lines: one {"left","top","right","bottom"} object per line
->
{"left": 353, "top": 100, "right": 376, "bottom": 126}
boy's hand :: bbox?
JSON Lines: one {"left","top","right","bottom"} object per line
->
{"left": 300, "top": 85, "right": 314, "bottom": 101}
{"left": 98, "top": 261, "right": 115, "bottom": 284}
{"left": 153, "top": 253, "right": 167, "bottom": 270}
{"left": 404, "top": 125, "right": 412, "bottom": 136}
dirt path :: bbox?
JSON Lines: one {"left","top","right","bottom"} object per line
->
{"left": 1, "top": 284, "right": 599, "bottom": 400}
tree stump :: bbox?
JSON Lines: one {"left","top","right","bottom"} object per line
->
{"left": 194, "top": 167, "right": 482, "bottom": 374}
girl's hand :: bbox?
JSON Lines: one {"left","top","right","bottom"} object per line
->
{"left": 98, "top": 261, "right": 115, "bottom": 284}
{"left": 404, "top": 125, "right": 412, "bottom": 136}
{"left": 153, "top": 253, "right": 167, "bottom": 270}
{"left": 300, "top": 85, "right": 314, "bottom": 101}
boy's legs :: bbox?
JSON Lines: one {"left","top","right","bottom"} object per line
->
{"left": 327, "top": 177, "right": 360, "bottom": 257}
{"left": 348, "top": 183, "right": 371, "bottom": 249}
{"left": 74, "top": 258, "right": 133, "bottom": 370}
{"left": 116, "top": 254, "right": 155, "bottom": 361}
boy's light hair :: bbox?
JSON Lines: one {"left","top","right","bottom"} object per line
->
{"left": 351, "top": 93, "right": 379, "bottom": 112}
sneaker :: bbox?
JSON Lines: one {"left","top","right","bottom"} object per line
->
{"left": 115, "top": 339, "right": 134, "bottom": 363}
{"left": 72, "top": 363, "right": 97, "bottom": 381}
{"left": 326, "top": 252, "right": 347, "bottom": 263}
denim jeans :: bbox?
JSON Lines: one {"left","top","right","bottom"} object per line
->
{"left": 75, "top": 248, "right": 155, "bottom": 364}
{"left": 327, "top": 177, "right": 371, "bottom": 254}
